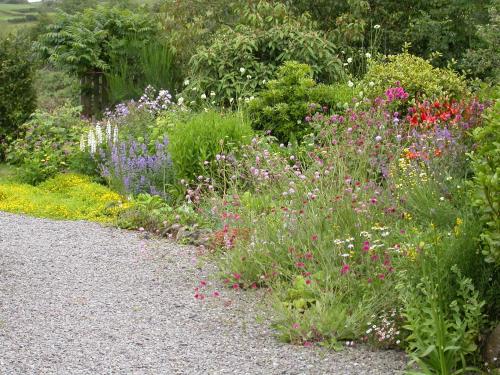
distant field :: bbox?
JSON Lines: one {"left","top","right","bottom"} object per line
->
{"left": 0, "top": 2, "right": 40, "bottom": 22}
{"left": 0, "top": 2, "right": 42, "bottom": 35}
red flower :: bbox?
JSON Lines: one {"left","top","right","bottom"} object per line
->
{"left": 232, "top": 283, "right": 240, "bottom": 290}
{"left": 295, "top": 262, "right": 306, "bottom": 268}
{"left": 233, "top": 273, "right": 241, "bottom": 280}
{"left": 340, "top": 264, "right": 350, "bottom": 275}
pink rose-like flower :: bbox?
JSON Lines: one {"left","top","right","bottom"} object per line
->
{"left": 292, "top": 323, "right": 300, "bottom": 329}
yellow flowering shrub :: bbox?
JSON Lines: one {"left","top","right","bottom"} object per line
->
{"left": 0, "top": 173, "right": 128, "bottom": 223}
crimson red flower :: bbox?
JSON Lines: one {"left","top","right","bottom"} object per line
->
{"left": 340, "top": 264, "right": 350, "bottom": 275}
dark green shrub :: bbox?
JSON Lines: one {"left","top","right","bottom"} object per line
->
{"left": 361, "top": 53, "right": 467, "bottom": 101}
{"left": 0, "top": 36, "right": 36, "bottom": 157}
{"left": 246, "top": 61, "right": 350, "bottom": 143}
{"left": 185, "top": 1, "right": 344, "bottom": 104}
{"left": 5, "top": 105, "right": 94, "bottom": 184}
{"left": 461, "top": 0, "right": 500, "bottom": 83}
{"left": 469, "top": 98, "right": 500, "bottom": 265}
{"left": 168, "top": 110, "right": 253, "bottom": 183}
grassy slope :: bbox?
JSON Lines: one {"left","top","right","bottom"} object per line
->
{"left": 0, "top": 2, "right": 41, "bottom": 35}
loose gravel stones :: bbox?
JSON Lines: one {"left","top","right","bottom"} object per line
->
{"left": 0, "top": 212, "right": 406, "bottom": 374}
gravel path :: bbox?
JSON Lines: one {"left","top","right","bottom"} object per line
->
{"left": 0, "top": 212, "right": 406, "bottom": 374}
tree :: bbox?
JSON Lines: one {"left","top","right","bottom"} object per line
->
{"left": 35, "top": 4, "right": 156, "bottom": 115}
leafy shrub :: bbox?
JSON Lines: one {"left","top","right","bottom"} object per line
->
{"left": 5, "top": 105, "right": 93, "bottom": 184}
{"left": 469, "top": 98, "right": 500, "bottom": 265}
{"left": 0, "top": 36, "right": 36, "bottom": 157}
{"left": 246, "top": 61, "right": 350, "bottom": 143}
{"left": 168, "top": 110, "right": 253, "bottom": 183}
{"left": 361, "top": 53, "right": 467, "bottom": 101}
{"left": 0, "top": 173, "right": 127, "bottom": 222}
{"left": 186, "top": 1, "right": 344, "bottom": 104}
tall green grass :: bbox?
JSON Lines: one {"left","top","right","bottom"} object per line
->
{"left": 107, "top": 38, "right": 178, "bottom": 103}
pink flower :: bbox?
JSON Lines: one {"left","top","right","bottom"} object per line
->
{"left": 295, "top": 262, "right": 305, "bottom": 268}
{"left": 233, "top": 273, "right": 241, "bottom": 280}
{"left": 378, "top": 273, "right": 385, "bottom": 280}
{"left": 212, "top": 291, "right": 220, "bottom": 297}
{"left": 292, "top": 323, "right": 300, "bottom": 329}
{"left": 232, "top": 283, "right": 240, "bottom": 290}
{"left": 303, "top": 341, "right": 313, "bottom": 348}
{"left": 311, "top": 234, "right": 318, "bottom": 241}
{"left": 340, "top": 264, "right": 350, "bottom": 275}
{"left": 199, "top": 280, "right": 207, "bottom": 287}
{"left": 305, "top": 279, "right": 312, "bottom": 285}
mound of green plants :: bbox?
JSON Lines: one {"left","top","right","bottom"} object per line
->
{"left": 5, "top": 104, "right": 96, "bottom": 184}
{"left": 167, "top": 110, "right": 253, "bottom": 184}
{"left": 247, "top": 61, "right": 351, "bottom": 143}
{"left": 361, "top": 52, "right": 468, "bottom": 101}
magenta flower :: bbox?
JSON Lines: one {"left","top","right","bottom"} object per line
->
{"left": 340, "top": 264, "right": 350, "bottom": 275}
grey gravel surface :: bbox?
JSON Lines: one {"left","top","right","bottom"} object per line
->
{"left": 0, "top": 212, "right": 407, "bottom": 375}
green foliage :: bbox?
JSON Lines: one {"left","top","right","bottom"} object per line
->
{"left": 461, "top": 0, "right": 500, "bottom": 83}
{"left": 246, "top": 61, "right": 349, "bottom": 143}
{"left": 117, "top": 193, "right": 204, "bottom": 230}
{"left": 286, "top": 0, "right": 489, "bottom": 71}
{"left": 35, "top": 5, "right": 156, "bottom": 77}
{"left": 186, "top": 1, "right": 344, "bottom": 104}
{"left": 157, "top": 0, "right": 243, "bottom": 77}
{"left": 469, "top": 98, "right": 500, "bottom": 265}
{"left": 168, "top": 110, "right": 253, "bottom": 183}
{"left": 5, "top": 105, "right": 94, "bottom": 184}
{"left": 106, "top": 38, "right": 178, "bottom": 104}
{"left": 398, "top": 265, "right": 484, "bottom": 375}
{"left": 0, "top": 36, "right": 36, "bottom": 157}
{"left": 361, "top": 53, "right": 467, "bottom": 101}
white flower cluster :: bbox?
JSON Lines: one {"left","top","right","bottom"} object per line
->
{"left": 82, "top": 121, "right": 118, "bottom": 154}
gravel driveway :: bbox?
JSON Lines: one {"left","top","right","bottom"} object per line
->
{"left": 0, "top": 212, "right": 406, "bottom": 374}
